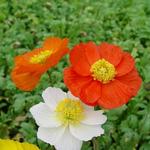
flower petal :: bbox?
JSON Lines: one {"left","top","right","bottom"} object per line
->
{"left": 67, "top": 91, "right": 95, "bottom": 111}
{"left": 70, "top": 124, "right": 104, "bottom": 141}
{"left": 42, "top": 87, "right": 67, "bottom": 110}
{"left": 14, "top": 48, "right": 50, "bottom": 73}
{"left": 21, "top": 142, "right": 40, "bottom": 150}
{"left": 11, "top": 68, "right": 41, "bottom": 91}
{"left": 116, "top": 52, "right": 135, "bottom": 77}
{"left": 0, "top": 139, "right": 17, "bottom": 149}
{"left": 98, "top": 42, "right": 123, "bottom": 66}
{"left": 81, "top": 110, "right": 107, "bottom": 125}
{"left": 80, "top": 81, "right": 101, "bottom": 106}
{"left": 30, "top": 102, "right": 61, "bottom": 127}
{"left": 117, "top": 68, "right": 142, "bottom": 95}
{"left": 84, "top": 41, "right": 100, "bottom": 65}
{"left": 55, "top": 128, "right": 82, "bottom": 150}
{"left": 43, "top": 37, "right": 69, "bottom": 53}
{"left": 64, "top": 67, "right": 92, "bottom": 97}
{"left": 37, "top": 126, "right": 65, "bottom": 145}
{"left": 45, "top": 38, "right": 69, "bottom": 68}
{"left": 70, "top": 43, "right": 91, "bottom": 76}
{"left": 67, "top": 91, "right": 79, "bottom": 100}
{"left": 98, "top": 80, "right": 132, "bottom": 109}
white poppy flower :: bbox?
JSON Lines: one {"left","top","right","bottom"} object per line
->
{"left": 30, "top": 87, "right": 107, "bottom": 150}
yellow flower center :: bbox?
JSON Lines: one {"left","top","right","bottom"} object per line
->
{"left": 55, "top": 99, "right": 84, "bottom": 125}
{"left": 90, "top": 58, "right": 116, "bottom": 83}
{"left": 30, "top": 50, "right": 52, "bottom": 64}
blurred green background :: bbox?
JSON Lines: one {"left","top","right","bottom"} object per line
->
{"left": 0, "top": 0, "right": 150, "bottom": 149}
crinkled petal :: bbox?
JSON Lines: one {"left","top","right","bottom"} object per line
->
{"left": 43, "top": 37, "right": 69, "bottom": 53}
{"left": 0, "top": 139, "right": 17, "bottom": 150}
{"left": 21, "top": 142, "right": 39, "bottom": 150}
{"left": 70, "top": 124, "right": 104, "bottom": 141}
{"left": 70, "top": 43, "right": 91, "bottom": 76}
{"left": 67, "top": 91, "right": 95, "bottom": 111}
{"left": 67, "top": 91, "right": 80, "bottom": 100}
{"left": 64, "top": 67, "right": 92, "bottom": 97}
{"left": 55, "top": 128, "right": 82, "bottom": 150}
{"left": 0, "top": 139, "right": 40, "bottom": 150}
{"left": 80, "top": 81, "right": 101, "bottom": 106}
{"left": 11, "top": 68, "right": 41, "bottom": 91}
{"left": 98, "top": 42, "right": 123, "bottom": 66}
{"left": 37, "top": 126, "right": 65, "bottom": 145}
{"left": 30, "top": 102, "right": 61, "bottom": 127}
{"left": 81, "top": 110, "right": 107, "bottom": 125}
{"left": 116, "top": 52, "right": 135, "bottom": 77}
{"left": 117, "top": 68, "right": 142, "bottom": 95}
{"left": 83, "top": 41, "right": 100, "bottom": 65}
{"left": 98, "top": 80, "right": 132, "bottom": 109}
{"left": 42, "top": 87, "right": 67, "bottom": 110}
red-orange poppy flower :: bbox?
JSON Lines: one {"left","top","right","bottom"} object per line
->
{"left": 64, "top": 42, "right": 142, "bottom": 109}
{"left": 11, "top": 37, "right": 69, "bottom": 91}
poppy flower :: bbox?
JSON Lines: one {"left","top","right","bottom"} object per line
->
{"left": 0, "top": 139, "right": 39, "bottom": 150}
{"left": 64, "top": 42, "right": 142, "bottom": 109}
{"left": 30, "top": 87, "right": 107, "bottom": 150}
{"left": 11, "top": 37, "right": 69, "bottom": 91}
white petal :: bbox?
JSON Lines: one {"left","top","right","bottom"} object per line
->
{"left": 81, "top": 110, "right": 107, "bottom": 125}
{"left": 42, "top": 87, "right": 67, "bottom": 110}
{"left": 30, "top": 102, "right": 61, "bottom": 127}
{"left": 82, "top": 103, "right": 95, "bottom": 111}
{"left": 37, "top": 126, "right": 65, "bottom": 145}
{"left": 55, "top": 128, "right": 82, "bottom": 150}
{"left": 70, "top": 123, "right": 104, "bottom": 141}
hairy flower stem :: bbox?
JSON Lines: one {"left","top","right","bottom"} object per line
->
{"left": 92, "top": 137, "right": 99, "bottom": 150}
{"left": 47, "top": 71, "right": 51, "bottom": 84}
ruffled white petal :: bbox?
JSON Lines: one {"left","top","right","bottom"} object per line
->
{"left": 70, "top": 123, "right": 104, "bottom": 141}
{"left": 55, "top": 128, "right": 82, "bottom": 150}
{"left": 81, "top": 110, "right": 107, "bottom": 125}
{"left": 42, "top": 87, "right": 67, "bottom": 110}
{"left": 30, "top": 102, "right": 61, "bottom": 127}
{"left": 37, "top": 126, "right": 65, "bottom": 145}
{"left": 82, "top": 103, "right": 95, "bottom": 110}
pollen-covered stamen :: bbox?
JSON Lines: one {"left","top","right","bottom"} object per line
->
{"left": 90, "top": 58, "right": 116, "bottom": 84}
{"left": 30, "top": 50, "right": 52, "bottom": 64}
{"left": 55, "top": 99, "right": 84, "bottom": 125}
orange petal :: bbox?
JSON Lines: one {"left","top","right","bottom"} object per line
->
{"left": 15, "top": 48, "right": 42, "bottom": 65}
{"left": 11, "top": 67, "right": 41, "bottom": 91}
{"left": 98, "top": 42, "right": 123, "bottom": 66}
{"left": 116, "top": 52, "right": 135, "bottom": 77}
{"left": 116, "top": 68, "right": 142, "bottom": 96}
{"left": 80, "top": 81, "right": 101, "bottom": 106}
{"left": 46, "top": 47, "right": 69, "bottom": 68}
{"left": 43, "top": 37, "right": 69, "bottom": 53}
{"left": 44, "top": 37, "right": 69, "bottom": 67}
{"left": 98, "top": 80, "right": 132, "bottom": 109}
{"left": 70, "top": 43, "right": 91, "bottom": 76}
{"left": 83, "top": 41, "right": 100, "bottom": 65}
{"left": 63, "top": 67, "right": 92, "bottom": 97}
{"left": 14, "top": 48, "right": 49, "bottom": 73}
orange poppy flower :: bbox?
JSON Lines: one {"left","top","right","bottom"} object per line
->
{"left": 11, "top": 37, "right": 69, "bottom": 91}
{"left": 64, "top": 42, "right": 142, "bottom": 109}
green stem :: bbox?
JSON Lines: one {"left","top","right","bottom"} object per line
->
{"left": 47, "top": 71, "right": 51, "bottom": 84}
{"left": 92, "top": 137, "right": 99, "bottom": 150}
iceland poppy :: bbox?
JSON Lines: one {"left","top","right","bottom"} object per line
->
{"left": 0, "top": 139, "right": 39, "bottom": 150}
{"left": 64, "top": 42, "right": 142, "bottom": 109}
{"left": 30, "top": 87, "right": 107, "bottom": 150}
{"left": 11, "top": 37, "right": 69, "bottom": 91}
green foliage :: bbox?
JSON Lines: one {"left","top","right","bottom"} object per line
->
{"left": 0, "top": 0, "right": 150, "bottom": 149}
